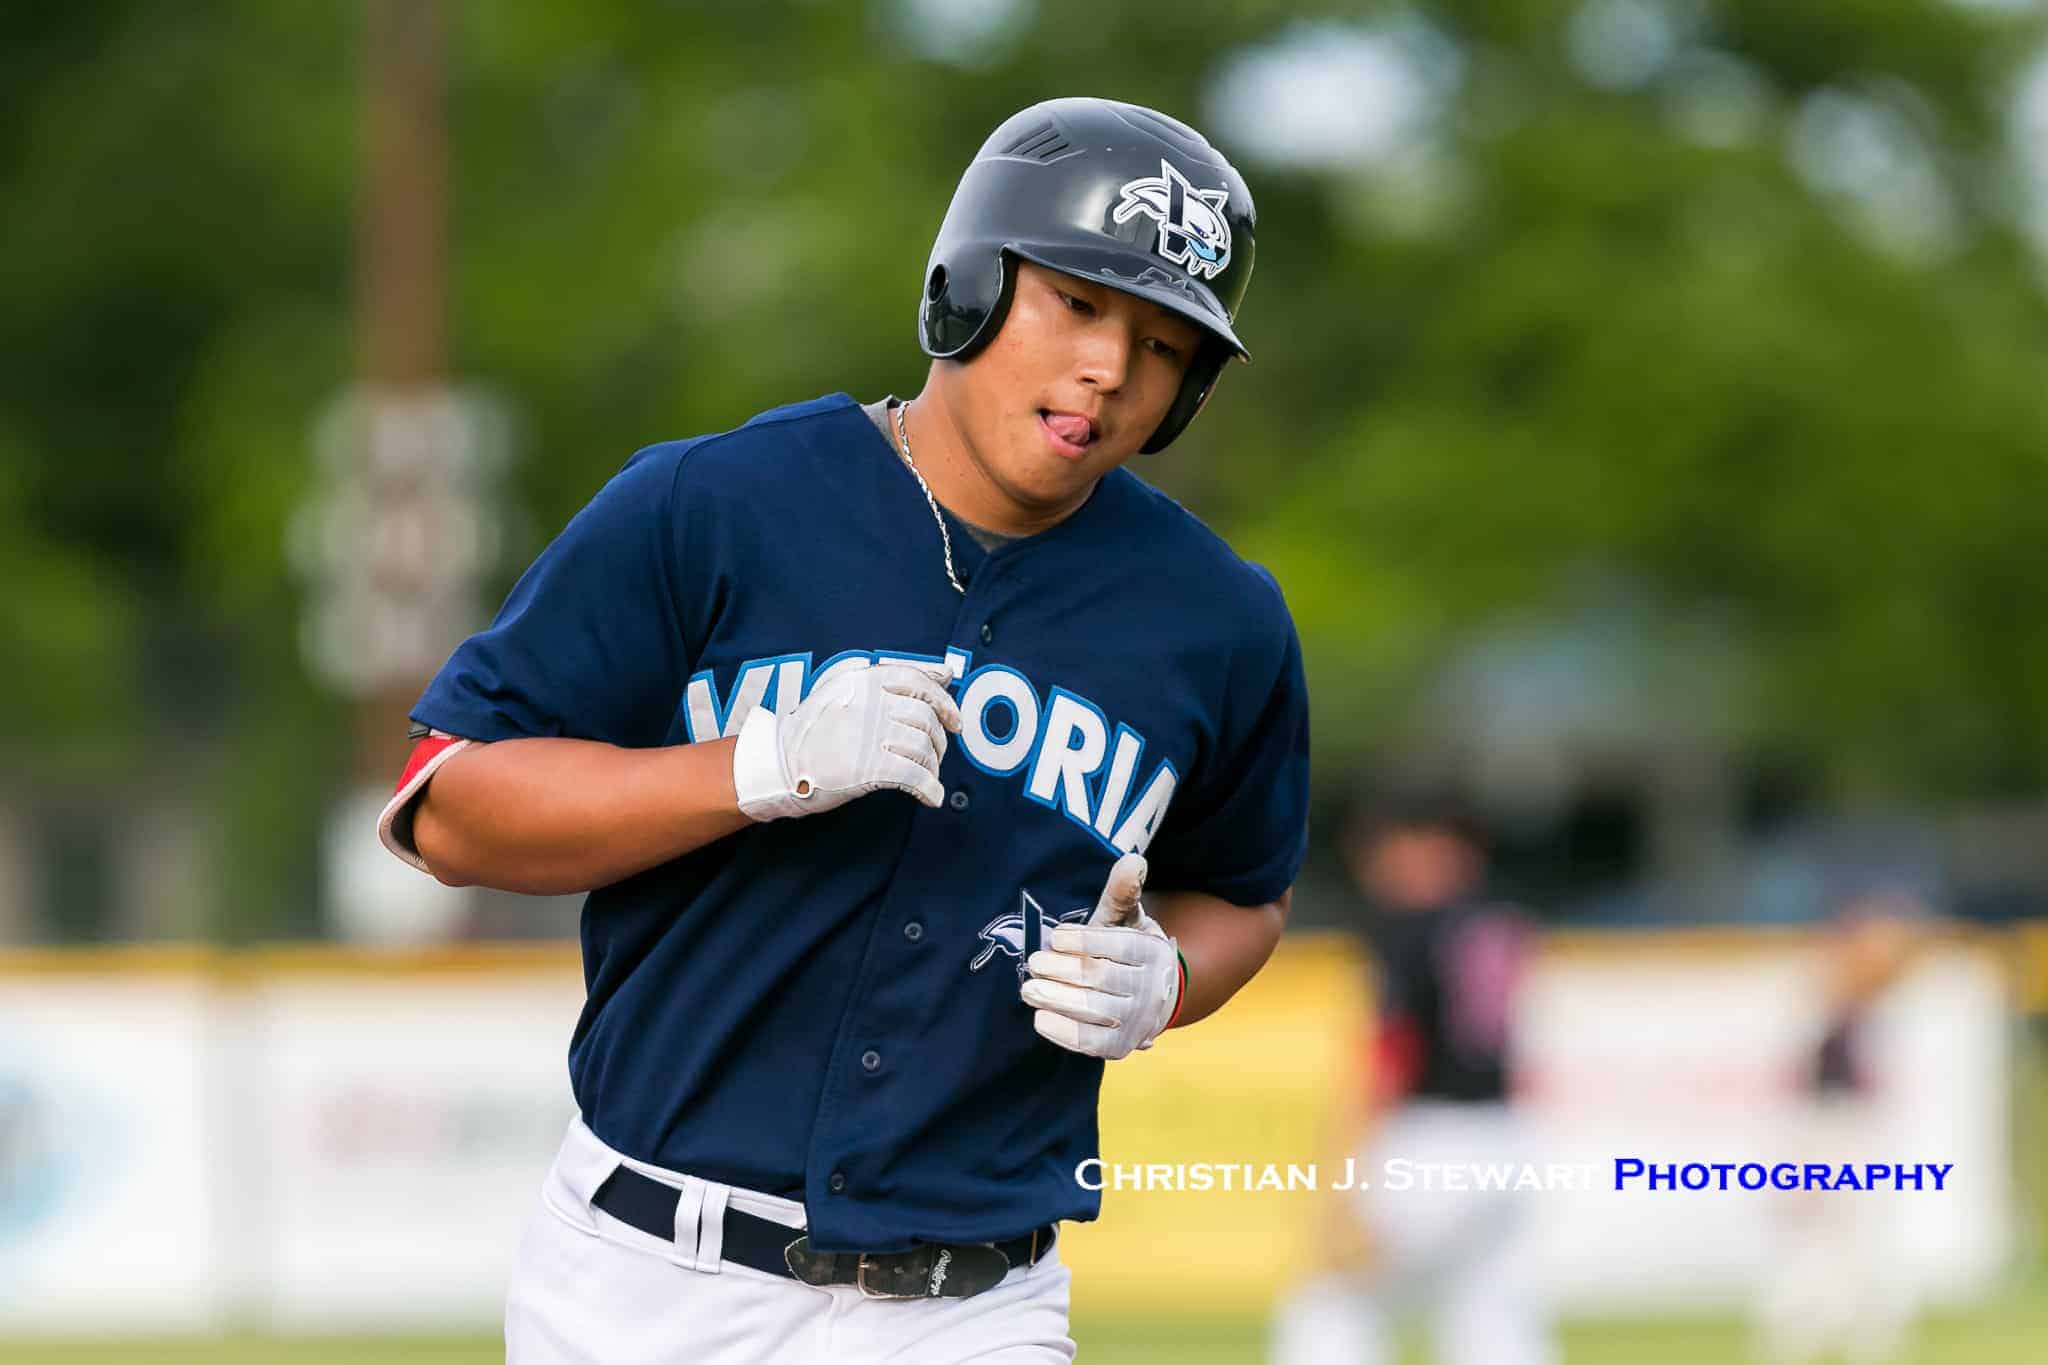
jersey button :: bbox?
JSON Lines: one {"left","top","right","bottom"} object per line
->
{"left": 903, "top": 921, "right": 924, "bottom": 943}
{"left": 980, "top": 622, "right": 993, "bottom": 644}
{"left": 860, "top": 1049, "right": 882, "bottom": 1073}
{"left": 828, "top": 1172, "right": 847, "bottom": 1194}
{"left": 948, "top": 791, "right": 969, "bottom": 811}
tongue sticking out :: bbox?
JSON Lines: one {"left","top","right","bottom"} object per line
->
{"left": 1044, "top": 412, "right": 1092, "bottom": 446}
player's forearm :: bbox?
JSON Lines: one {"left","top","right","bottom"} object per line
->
{"left": 1153, "top": 887, "right": 1290, "bottom": 1027}
{"left": 412, "top": 736, "right": 752, "bottom": 895}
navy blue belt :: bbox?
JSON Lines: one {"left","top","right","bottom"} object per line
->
{"left": 590, "top": 1164, "right": 1056, "bottom": 1300}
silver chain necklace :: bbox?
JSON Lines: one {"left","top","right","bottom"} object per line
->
{"left": 891, "top": 400, "right": 966, "bottom": 595}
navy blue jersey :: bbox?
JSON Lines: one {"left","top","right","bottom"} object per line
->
{"left": 411, "top": 394, "right": 1309, "bottom": 1251}
{"left": 1365, "top": 898, "right": 1535, "bottom": 1105}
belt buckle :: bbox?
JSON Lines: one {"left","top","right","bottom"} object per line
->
{"left": 855, "top": 1252, "right": 908, "bottom": 1300}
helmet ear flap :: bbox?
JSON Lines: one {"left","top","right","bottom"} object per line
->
{"left": 919, "top": 247, "right": 1019, "bottom": 360}
{"left": 1141, "top": 338, "right": 1232, "bottom": 454}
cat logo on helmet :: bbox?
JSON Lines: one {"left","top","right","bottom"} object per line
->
{"left": 1113, "top": 159, "right": 1234, "bottom": 281}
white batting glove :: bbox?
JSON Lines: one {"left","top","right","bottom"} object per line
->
{"left": 732, "top": 663, "right": 963, "bottom": 821}
{"left": 1020, "top": 853, "right": 1184, "bottom": 1060}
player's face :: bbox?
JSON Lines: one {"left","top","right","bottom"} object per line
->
{"left": 952, "top": 261, "right": 1204, "bottom": 510}
{"left": 1350, "top": 826, "right": 1483, "bottom": 913}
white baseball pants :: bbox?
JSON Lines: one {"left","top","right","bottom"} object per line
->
{"left": 504, "top": 1118, "right": 1076, "bottom": 1364}
{"left": 1267, "top": 1101, "right": 1556, "bottom": 1365}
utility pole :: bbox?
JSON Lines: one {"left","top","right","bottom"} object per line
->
{"left": 355, "top": 0, "right": 446, "bottom": 783}
{"left": 292, "top": 0, "right": 505, "bottom": 941}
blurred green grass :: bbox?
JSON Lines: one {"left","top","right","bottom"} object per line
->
{"left": 3, "top": 1280, "right": 2046, "bottom": 1365}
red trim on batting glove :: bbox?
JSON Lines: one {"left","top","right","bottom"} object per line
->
{"left": 396, "top": 735, "right": 461, "bottom": 794}
{"left": 376, "top": 734, "right": 473, "bottom": 873}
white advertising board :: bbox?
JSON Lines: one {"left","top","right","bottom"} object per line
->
{"left": 0, "top": 971, "right": 223, "bottom": 1332}
{"left": 1518, "top": 945, "right": 2011, "bottom": 1312}
{"left": 0, "top": 936, "right": 2017, "bottom": 1331}
{"left": 250, "top": 968, "right": 585, "bottom": 1329}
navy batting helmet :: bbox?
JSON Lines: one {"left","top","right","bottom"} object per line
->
{"left": 918, "top": 97, "right": 1257, "bottom": 453}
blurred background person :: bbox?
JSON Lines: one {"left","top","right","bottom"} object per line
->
{"left": 1269, "top": 789, "right": 1553, "bottom": 1365}
{"left": 1752, "top": 888, "right": 1934, "bottom": 1365}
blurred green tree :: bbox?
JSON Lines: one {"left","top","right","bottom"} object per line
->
{"left": 2, "top": 0, "right": 2044, "bottom": 936}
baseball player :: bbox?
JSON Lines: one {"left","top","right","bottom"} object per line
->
{"left": 1268, "top": 791, "right": 1552, "bottom": 1365}
{"left": 378, "top": 97, "right": 1308, "bottom": 1363}
{"left": 1753, "top": 891, "right": 1929, "bottom": 1365}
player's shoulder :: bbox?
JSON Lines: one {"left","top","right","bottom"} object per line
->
{"left": 617, "top": 392, "right": 870, "bottom": 492}
{"left": 1102, "top": 468, "right": 1295, "bottom": 639}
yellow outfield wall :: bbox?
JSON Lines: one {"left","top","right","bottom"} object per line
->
{"left": 0, "top": 926, "right": 2030, "bottom": 1327}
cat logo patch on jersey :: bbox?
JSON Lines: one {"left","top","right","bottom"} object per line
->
{"left": 1113, "top": 159, "right": 1232, "bottom": 280}
{"left": 970, "top": 890, "right": 1091, "bottom": 980}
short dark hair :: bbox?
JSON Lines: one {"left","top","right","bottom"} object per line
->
{"left": 1341, "top": 781, "right": 1486, "bottom": 852}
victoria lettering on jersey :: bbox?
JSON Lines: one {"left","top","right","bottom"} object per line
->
{"left": 681, "top": 645, "right": 1177, "bottom": 857}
